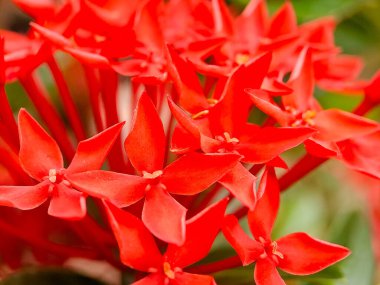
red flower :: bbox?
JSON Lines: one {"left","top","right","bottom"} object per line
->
{"left": 222, "top": 168, "right": 350, "bottom": 285}
{"left": 0, "top": 109, "right": 124, "bottom": 219}
{"left": 247, "top": 47, "right": 379, "bottom": 157}
{"left": 67, "top": 93, "right": 239, "bottom": 244}
{"left": 104, "top": 198, "right": 228, "bottom": 285}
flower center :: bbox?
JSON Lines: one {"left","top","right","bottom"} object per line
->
{"left": 286, "top": 107, "right": 317, "bottom": 127}
{"left": 235, "top": 53, "right": 250, "bottom": 65}
{"left": 215, "top": 132, "right": 240, "bottom": 153}
{"left": 142, "top": 170, "right": 163, "bottom": 180}
{"left": 47, "top": 168, "right": 66, "bottom": 184}
{"left": 258, "top": 237, "right": 284, "bottom": 263}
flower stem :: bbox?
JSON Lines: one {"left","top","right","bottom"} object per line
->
{"left": 48, "top": 57, "right": 86, "bottom": 141}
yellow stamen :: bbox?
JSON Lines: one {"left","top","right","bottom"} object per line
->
{"left": 163, "top": 262, "right": 175, "bottom": 279}
{"left": 235, "top": 53, "right": 250, "bottom": 65}
{"left": 48, "top": 169, "right": 57, "bottom": 183}
{"left": 191, "top": 110, "right": 209, "bottom": 120}
{"left": 142, "top": 170, "right": 163, "bottom": 179}
{"left": 223, "top": 132, "right": 240, "bottom": 144}
{"left": 207, "top": 98, "right": 219, "bottom": 105}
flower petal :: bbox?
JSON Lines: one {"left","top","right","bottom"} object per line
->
{"left": 237, "top": 126, "right": 314, "bottom": 164}
{"left": 248, "top": 168, "right": 279, "bottom": 241}
{"left": 314, "top": 109, "right": 379, "bottom": 142}
{"left": 104, "top": 202, "right": 162, "bottom": 272}
{"left": 18, "top": 109, "right": 63, "bottom": 181}
{"left": 162, "top": 153, "right": 240, "bottom": 195}
{"left": 0, "top": 182, "right": 49, "bottom": 210}
{"left": 125, "top": 92, "right": 166, "bottom": 173}
{"left": 165, "top": 198, "right": 228, "bottom": 268}
{"left": 172, "top": 272, "right": 215, "bottom": 285}
{"left": 254, "top": 258, "right": 285, "bottom": 285}
{"left": 142, "top": 187, "right": 187, "bottom": 245}
{"left": 276, "top": 232, "right": 350, "bottom": 275}
{"left": 222, "top": 215, "right": 263, "bottom": 265}
{"left": 67, "top": 171, "right": 147, "bottom": 208}
{"left": 218, "top": 163, "right": 257, "bottom": 210}
{"left": 67, "top": 122, "right": 125, "bottom": 174}
{"left": 48, "top": 184, "right": 86, "bottom": 220}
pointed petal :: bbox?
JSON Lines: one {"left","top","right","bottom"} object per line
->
{"left": 142, "top": 187, "right": 187, "bottom": 245}
{"left": 125, "top": 93, "right": 166, "bottom": 173}
{"left": 338, "top": 131, "right": 380, "bottom": 179}
{"left": 18, "top": 109, "right": 63, "bottom": 181}
{"left": 48, "top": 184, "right": 86, "bottom": 220}
{"left": 314, "top": 109, "right": 379, "bottom": 142}
{"left": 277, "top": 232, "right": 350, "bottom": 275}
{"left": 165, "top": 198, "right": 228, "bottom": 268}
{"left": 67, "top": 122, "right": 125, "bottom": 174}
{"left": 248, "top": 168, "right": 279, "bottom": 241}
{"left": 30, "top": 23, "right": 72, "bottom": 48}
{"left": 63, "top": 47, "right": 110, "bottom": 68}
{"left": 268, "top": 1, "right": 297, "bottom": 38}
{"left": 286, "top": 47, "right": 315, "bottom": 111}
{"left": 67, "top": 171, "right": 147, "bottom": 208}
{"left": 254, "top": 258, "right": 285, "bottom": 285}
{"left": 104, "top": 202, "right": 162, "bottom": 271}
{"left": 171, "top": 125, "right": 200, "bottom": 154}
{"left": 218, "top": 163, "right": 257, "bottom": 210}
{"left": 162, "top": 153, "right": 240, "bottom": 195}
{"left": 167, "top": 96, "right": 200, "bottom": 138}
{"left": 167, "top": 46, "right": 209, "bottom": 114}
{"left": 222, "top": 215, "right": 263, "bottom": 265}
{"left": 212, "top": 0, "right": 234, "bottom": 36}
{"left": 245, "top": 89, "right": 290, "bottom": 126}
{"left": 172, "top": 272, "right": 215, "bottom": 285}
{"left": 0, "top": 182, "right": 49, "bottom": 210}
{"left": 236, "top": 126, "right": 315, "bottom": 164}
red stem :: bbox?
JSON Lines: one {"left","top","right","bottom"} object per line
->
{"left": 20, "top": 75, "right": 75, "bottom": 160}
{"left": 0, "top": 37, "right": 19, "bottom": 149}
{"left": 83, "top": 66, "right": 104, "bottom": 132}
{"left": 353, "top": 98, "right": 375, "bottom": 116}
{"left": 99, "top": 69, "right": 127, "bottom": 172}
{"left": 187, "top": 255, "right": 242, "bottom": 274}
{"left": 48, "top": 57, "right": 86, "bottom": 141}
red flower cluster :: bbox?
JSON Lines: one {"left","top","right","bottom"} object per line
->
{"left": 0, "top": 0, "right": 379, "bottom": 284}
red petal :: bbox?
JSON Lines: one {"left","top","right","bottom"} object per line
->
{"left": 211, "top": 0, "right": 234, "bottom": 36}
{"left": 13, "top": 0, "right": 57, "bottom": 21}
{"left": 254, "top": 258, "right": 285, "bottom": 285}
{"left": 67, "top": 171, "right": 147, "bottom": 208}
{"left": 218, "top": 163, "right": 257, "bottom": 210}
{"left": 222, "top": 215, "right": 263, "bottom": 265}
{"left": 338, "top": 131, "right": 380, "bottom": 179}
{"left": 365, "top": 70, "right": 380, "bottom": 104}
{"left": 142, "top": 187, "right": 187, "bottom": 245}
{"left": 104, "top": 202, "right": 162, "bottom": 271}
{"left": 0, "top": 182, "right": 49, "bottom": 210}
{"left": 18, "top": 109, "right": 63, "bottom": 181}
{"left": 245, "top": 89, "right": 290, "bottom": 126}
{"left": 268, "top": 1, "right": 297, "bottom": 38}
{"left": 248, "top": 168, "right": 279, "bottom": 241}
{"left": 30, "top": 23, "right": 72, "bottom": 48}
{"left": 165, "top": 198, "right": 228, "bottom": 268}
{"left": 314, "top": 109, "right": 379, "bottom": 142}
{"left": 285, "top": 47, "right": 315, "bottom": 111}
{"left": 236, "top": 126, "right": 314, "bottom": 164}
{"left": 125, "top": 92, "right": 166, "bottom": 173}
{"left": 167, "top": 46, "right": 209, "bottom": 114}
{"left": 167, "top": 96, "right": 200, "bottom": 138}
{"left": 67, "top": 122, "right": 125, "bottom": 174}
{"left": 48, "top": 184, "right": 86, "bottom": 220}
{"left": 172, "top": 272, "right": 215, "bottom": 285}
{"left": 162, "top": 153, "right": 240, "bottom": 195}
{"left": 171, "top": 125, "right": 200, "bottom": 154}
{"left": 277, "top": 232, "right": 350, "bottom": 275}
{"left": 63, "top": 47, "right": 110, "bottom": 68}
{"left": 131, "top": 274, "right": 163, "bottom": 285}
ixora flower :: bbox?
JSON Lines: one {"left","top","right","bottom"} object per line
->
{"left": 67, "top": 93, "right": 240, "bottom": 245}
{"left": 104, "top": 198, "right": 228, "bottom": 285}
{"left": 0, "top": 109, "right": 124, "bottom": 219}
{"left": 222, "top": 168, "right": 350, "bottom": 285}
